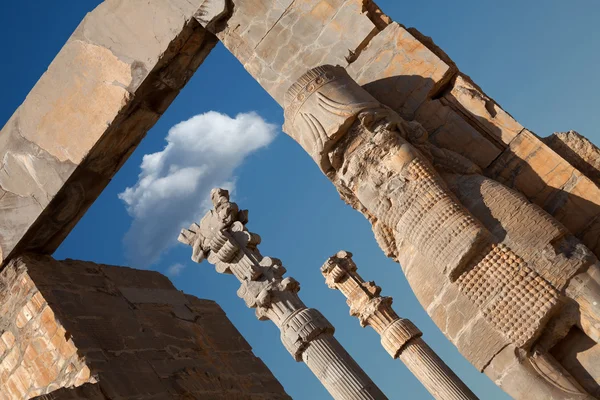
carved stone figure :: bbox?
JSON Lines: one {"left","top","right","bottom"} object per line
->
{"left": 322, "top": 250, "right": 478, "bottom": 400}
{"left": 283, "top": 65, "right": 600, "bottom": 399}
{"left": 179, "top": 188, "right": 387, "bottom": 400}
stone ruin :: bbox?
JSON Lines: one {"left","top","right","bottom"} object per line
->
{"left": 322, "top": 251, "right": 477, "bottom": 400}
{"left": 179, "top": 188, "right": 386, "bottom": 400}
{"left": 0, "top": 0, "right": 599, "bottom": 399}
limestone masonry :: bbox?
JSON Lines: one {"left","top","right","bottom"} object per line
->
{"left": 281, "top": 64, "right": 600, "bottom": 399}
{"left": 1, "top": 0, "right": 600, "bottom": 398}
{"left": 0, "top": 254, "right": 288, "bottom": 399}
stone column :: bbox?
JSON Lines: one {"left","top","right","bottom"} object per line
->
{"left": 321, "top": 251, "right": 478, "bottom": 400}
{"left": 178, "top": 188, "right": 387, "bottom": 400}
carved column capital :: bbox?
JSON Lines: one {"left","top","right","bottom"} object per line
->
{"left": 322, "top": 251, "right": 477, "bottom": 399}
{"left": 180, "top": 190, "right": 386, "bottom": 399}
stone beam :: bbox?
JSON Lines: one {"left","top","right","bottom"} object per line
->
{"left": 0, "top": 0, "right": 218, "bottom": 265}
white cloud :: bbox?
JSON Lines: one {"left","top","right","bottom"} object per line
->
{"left": 166, "top": 263, "right": 186, "bottom": 276}
{"left": 119, "top": 111, "right": 277, "bottom": 268}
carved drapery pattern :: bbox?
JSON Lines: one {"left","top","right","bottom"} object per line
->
{"left": 285, "top": 65, "right": 571, "bottom": 355}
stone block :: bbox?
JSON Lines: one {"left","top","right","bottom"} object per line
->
{"left": 415, "top": 98, "right": 502, "bottom": 168}
{"left": 348, "top": 22, "right": 457, "bottom": 120}
{"left": 0, "top": 262, "right": 93, "bottom": 399}
{"left": 544, "top": 130, "right": 600, "bottom": 186}
{"left": 484, "top": 345, "right": 591, "bottom": 399}
{"left": 455, "top": 315, "right": 508, "bottom": 372}
{"left": 119, "top": 287, "right": 189, "bottom": 305}
{"left": 216, "top": 0, "right": 378, "bottom": 104}
{"left": 487, "top": 129, "right": 600, "bottom": 257}
{"left": 0, "top": 0, "right": 218, "bottom": 265}
{"left": 400, "top": 243, "right": 507, "bottom": 370}
{"left": 442, "top": 74, "right": 524, "bottom": 146}
{"left": 551, "top": 327, "right": 600, "bottom": 398}
{"left": 0, "top": 254, "right": 289, "bottom": 399}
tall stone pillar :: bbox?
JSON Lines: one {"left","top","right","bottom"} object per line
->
{"left": 178, "top": 188, "right": 387, "bottom": 400}
{"left": 322, "top": 251, "right": 478, "bottom": 400}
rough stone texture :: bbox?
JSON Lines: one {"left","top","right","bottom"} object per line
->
{"left": 343, "top": 24, "right": 517, "bottom": 171}
{"left": 551, "top": 327, "right": 600, "bottom": 398}
{"left": 347, "top": 22, "right": 456, "bottom": 121}
{"left": 442, "top": 74, "right": 524, "bottom": 146}
{"left": 200, "top": 0, "right": 600, "bottom": 280}
{"left": 544, "top": 130, "right": 600, "bottom": 186}
{"left": 0, "top": 254, "right": 289, "bottom": 400}
{"left": 3, "top": 0, "right": 600, "bottom": 398}
{"left": 179, "top": 189, "right": 386, "bottom": 400}
{"left": 322, "top": 251, "right": 477, "bottom": 400}
{"left": 282, "top": 65, "right": 599, "bottom": 399}
{"left": 413, "top": 97, "right": 502, "bottom": 170}
{"left": 0, "top": 262, "right": 93, "bottom": 399}
{"left": 197, "top": 0, "right": 380, "bottom": 105}
{"left": 32, "top": 383, "right": 106, "bottom": 399}
{"left": 487, "top": 129, "right": 600, "bottom": 258}
{"left": 483, "top": 345, "right": 592, "bottom": 399}
{"left": 0, "top": 0, "right": 218, "bottom": 266}
{"left": 198, "top": 0, "right": 600, "bottom": 299}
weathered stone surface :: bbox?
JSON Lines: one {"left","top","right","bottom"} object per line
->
{"left": 544, "top": 130, "right": 600, "bottom": 186}
{"left": 551, "top": 327, "right": 600, "bottom": 398}
{"left": 3, "top": 0, "right": 600, "bottom": 398}
{"left": 445, "top": 174, "right": 595, "bottom": 292}
{"left": 484, "top": 345, "right": 591, "bottom": 400}
{"left": 443, "top": 74, "right": 524, "bottom": 146}
{"left": 414, "top": 98, "right": 502, "bottom": 169}
{"left": 347, "top": 22, "right": 457, "bottom": 120}
{"left": 487, "top": 129, "right": 600, "bottom": 257}
{"left": 0, "top": 0, "right": 218, "bottom": 266}
{"left": 417, "top": 262, "right": 507, "bottom": 371}
{"left": 283, "top": 65, "right": 599, "bottom": 399}
{"left": 32, "top": 383, "right": 106, "bottom": 400}
{"left": 201, "top": 0, "right": 379, "bottom": 104}
{"left": 322, "top": 251, "right": 478, "bottom": 400}
{"left": 180, "top": 189, "right": 386, "bottom": 400}
{"left": 0, "top": 257, "right": 93, "bottom": 400}
{"left": 0, "top": 254, "right": 289, "bottom": 400}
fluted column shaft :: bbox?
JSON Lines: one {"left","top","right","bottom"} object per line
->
{"left": 180, "top": 189, "right": 386, "bottom": 400}
{"left": 304, "top": 334, "right": 386, "bottom": 400}
{"left": 400, "top": 338, "right": 476, "bottom": 400}
{"left": 322, "top": 251, "right": 477, "bottom": 400}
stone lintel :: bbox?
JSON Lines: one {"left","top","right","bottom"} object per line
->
{"left": 0, "top": 0, "right": 218, "bottom": 266}
{"left": 201, "top": 0, "right": 381, "bottom": 105}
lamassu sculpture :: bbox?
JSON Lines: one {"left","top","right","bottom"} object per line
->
{"left": 283, "top": 65, "right": 600, "bottom": 399}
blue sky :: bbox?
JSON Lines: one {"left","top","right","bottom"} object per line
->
{"left": 2, "top": 1, "right": 600, "bottom": 399}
